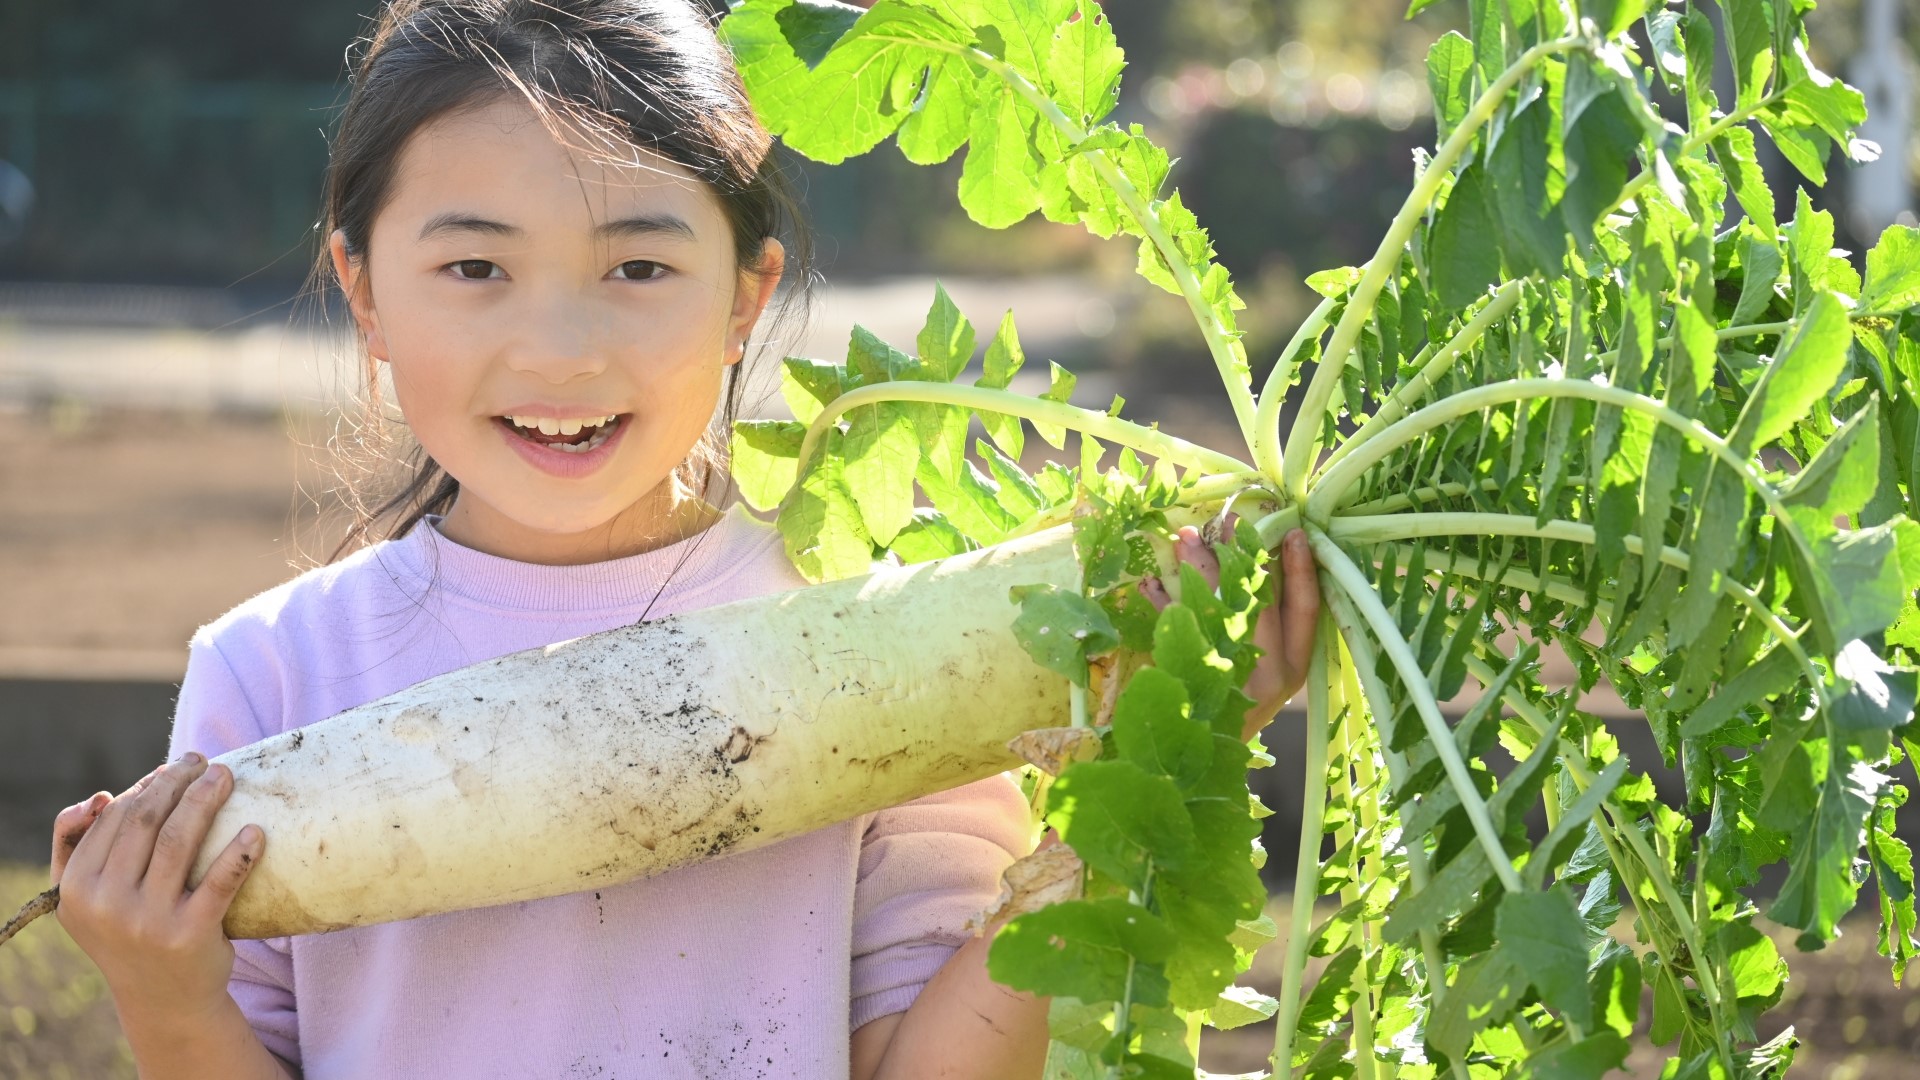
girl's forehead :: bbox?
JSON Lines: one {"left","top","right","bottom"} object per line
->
{"left": 385, "top": 96, "right": 723, "bottom": 231}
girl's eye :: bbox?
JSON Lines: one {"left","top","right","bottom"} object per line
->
{"left": 614, "top": 260, "right": 666, "bottom": 281}
{"left": 451, "top": 260, "right": 500, "bottom": 280}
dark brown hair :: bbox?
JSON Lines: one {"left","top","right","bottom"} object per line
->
{"left": 308, "top": 0, "right": 810, "bottom": 565}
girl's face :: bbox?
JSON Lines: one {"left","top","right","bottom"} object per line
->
{"left": 329, "top": 96, "right": 782, "bottom": 565}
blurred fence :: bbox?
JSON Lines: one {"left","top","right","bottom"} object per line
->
{"left": 0, "top": 80, "right": 339, "bottom": 283}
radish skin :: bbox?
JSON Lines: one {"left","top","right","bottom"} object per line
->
{"left": 192, "top": 522, "right": 1084, "bottom": 938}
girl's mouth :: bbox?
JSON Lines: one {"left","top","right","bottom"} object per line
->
{"left": 493, "top": 413, "right": 630, "bottom": 478}
{"left": 496, "top": 413, "right": 623, "bottom": 453}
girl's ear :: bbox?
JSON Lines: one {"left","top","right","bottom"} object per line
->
{"left": 726, "top": 236, "right": 785, "bottom": 367}
{"left": 328, "top": 228, "right": 391, "bottom": 363}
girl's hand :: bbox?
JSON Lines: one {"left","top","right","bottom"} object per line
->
{"left": 50, "top": 753, "right": 266, "bottom": 1021}
{"left": 1140, "top": 517, "right": 1321, "bottom": 740}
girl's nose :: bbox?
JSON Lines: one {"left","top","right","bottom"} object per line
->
{"left": 500, "top": 297, "right": 609, "bottom": 383}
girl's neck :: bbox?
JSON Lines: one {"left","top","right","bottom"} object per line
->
{"left": 433, "top": 488, "right": 726, "bottom": 566}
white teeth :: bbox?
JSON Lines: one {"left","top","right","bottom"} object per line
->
{"left": 505, "top": 413, "right": 617, "bottom": 430}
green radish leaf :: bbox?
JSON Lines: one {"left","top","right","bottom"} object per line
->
{"left": 1862, "top": 225, "right": 1920, "bottom": 315}
{"left": 1769, "top": 750, "right": 1887, "bottom": 946}
{"left": 771, "top": 0, "right": 864, "bottom": 68}
{"left": 729, "top": 419, "right": 805, "bottom": 511}
{"left": 1426, "top": 948, "right": 1528, "bottom": 1061}
{"left": 976, "top": 309, "right": 1027, "bottom": 458}
{"left": 1430, "top": 161, "right": 1502, "bottom": 310}
{"left": 780, "top": 357, "right": 852, "bottom": 425}
{"left": 1206, "top": 985, "right": 1278, "bottom": 1031}
{"left": 887, "top": 508, "right": 973, "bottom": 563}
{"left": 1527, "top": 757, "right": 1629, "bottom": 888}
{"left": 1870, "top": 802, "right": 1917, "bottom": 982}
{"left": 1731, "top": 232, "right": 1784, "bottom": 328}
{"left": 1589, "top": 941, "right": 1642, "bottom": 1038}
{"left": 841, "top": 402, "right": 919, "bottom": 545}
{"left": 1049, "top": 2, "right": 1123, "bottom": 127}
{"left": 1680, "top": 647, "right": 1803, "bottom": 739}
{"left": 1646, "top": 10, "right": 1687, "bottom": 96}
{"left": 1426, "top": 32, "right": 1474, "bottom": 141}
{"left": 777, "top": 431, "right": 872, "bottom": 582}
{"left": 1010, "top": 583, "right": 1118, "bottom": 687}
{"left": 1718, "top": 919, "right": 1787, "bottom": 1007}
{"left": 1511, "top": 1032, "right": 1630, "bottom": 1079}
{"left": 1045, "top": 759, "right": 1196, "bottom": 891}
{"left": 1713, "top": 126, "right": 1776, "bottom": 230}
{"left": 1723, "top": 0, "right": 1774, "bottom": 109}
{"left": 1111, "top": 666, "right": 1212, "bottom": 788}
{"left": 1681, "top": 8, "right": 1719, "bottom": 129}
{"left": 1731, "top": 291, "right": 1850, "bottom": 454}
{"left": 916, "top": 282, "right": 976, "bottom": 382}
{"left": 977, "top": 437, "right": 1046, "bottom": 520}
{"left": 1829, "top": 639, "right": 1920, "bottom": 733}
{"left": 1787, "top": 188, "right": 1861, "bottom": 307}
{"left": 729, "top": 1, "right": 974, "bottom": 164}
{"left": 1032, "top": 360, "right": 1078, "bottom": 448}
{"left": 1497, "top": 886, "right": 1596, "bottom": 1029}
{"left": 919, "top": 456, "right": 1019, "bottom": 544}
{"left": 988, "top": 896, "right": 1176, "bottom": 1004}
{"left": 1560, "top": 82, "right": 1641, "bottom": 254}
{"left": 896, "top": 51, "right": 979, "bottom": 165}
{"left": 960, "top": 80, "right": 1043, "bottom": 228}
{"left": 1778, "top": 38, "right": 1866, "bottom": 144}
{"left": 1485, "top": 92, "right": 1567, "bottom": 278}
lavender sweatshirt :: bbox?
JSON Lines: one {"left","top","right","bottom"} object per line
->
{"left": 164, "top": 501, "right": 1033, "bottom": 1079}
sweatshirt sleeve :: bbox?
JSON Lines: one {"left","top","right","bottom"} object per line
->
{"left": 848, "top": 771, "right": 1032, "bottom": 1031}
{"left": 165, "top": 631, "right": 302, "bottom": 1068}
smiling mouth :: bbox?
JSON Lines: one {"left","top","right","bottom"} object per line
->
{"left": 495, "top": 414, "right": 626, "bottom": 454}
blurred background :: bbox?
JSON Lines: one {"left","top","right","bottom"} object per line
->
{"left": 0, "top": 0, "right": 1917, "bottom": 1076}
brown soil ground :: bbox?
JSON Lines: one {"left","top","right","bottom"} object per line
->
{"left": 0, "top": 401, "right": 355, "bottom": 673}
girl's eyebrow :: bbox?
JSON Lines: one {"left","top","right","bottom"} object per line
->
{"left": 416, "top": 211, "right": 699, "bottom": 243}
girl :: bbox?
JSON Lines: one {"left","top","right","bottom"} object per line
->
{"left": 45, "top": 2, "right": 1320, "bottom": 1077}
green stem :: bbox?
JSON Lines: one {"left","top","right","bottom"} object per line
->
{"left": 1304, "top": 377, "right": 1788, "bottom": 524}
{"left": 1383, "top": 541, "right": 1592, "bottom": 608}
{"left": 1323, "top": 589, "right": 1470, "bottom": 1080}
{"left": 795, "top": 380, "right": 1250, "bottom": 476}
{"left": 1270, "top": 607, "right": 1336, "bottom": 1079}
{"left": 1335, "top": 672, "right": 1382, "bottom": 1080}
{"left": 1315, "top": 281, "right": 1525, "bottom": 478}
{"left": 1280, "top": 37, "right": 1582, "bottom": 498}
{"left": 1305, "top": 527, "right": 1526, "bottom": 894}
{"left": 1338, "top": 476, "right": 1585, "bottom": 517}
{"left": 1252, "top": 295, "right": 1338, "bottom": 486}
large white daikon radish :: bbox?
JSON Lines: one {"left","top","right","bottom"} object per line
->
{"left": 192, "top": 521, "right": 1082, "bottom": 938}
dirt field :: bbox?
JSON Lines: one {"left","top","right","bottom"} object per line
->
{"left": 0, "top": 400, "right": 354, "bottom": 675}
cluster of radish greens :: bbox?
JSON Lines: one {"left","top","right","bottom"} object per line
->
{"left": 721, "top": 0, "right": 1920, "bottom": 1076}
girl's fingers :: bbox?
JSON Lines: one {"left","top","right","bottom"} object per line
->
{"left": 1139, "top": 573, "right": 1171, "bottom": 610}
{"left": 182, "top": 823, "right": 265, "bottom": 931}
{"left": 147, "top": 762, "right": 233, "bottom": 896}
{"left": 1277, "top": 529, "right": 1321, "bottom": 688}
{"left": 63, "top": 763, "right": 167, "bottom": 882}
{"left": 49, "top": 792, "right": 110, "bottom": 886}
{"left": 1175, "top": 525, "right": 1222, "bottom": 593}
{"left": 98, "top": 755, "right": 209, "bottom": 888}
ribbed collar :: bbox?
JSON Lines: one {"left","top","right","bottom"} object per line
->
{"left": 378, "top": 501, "right": 765, "bottom": 614}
